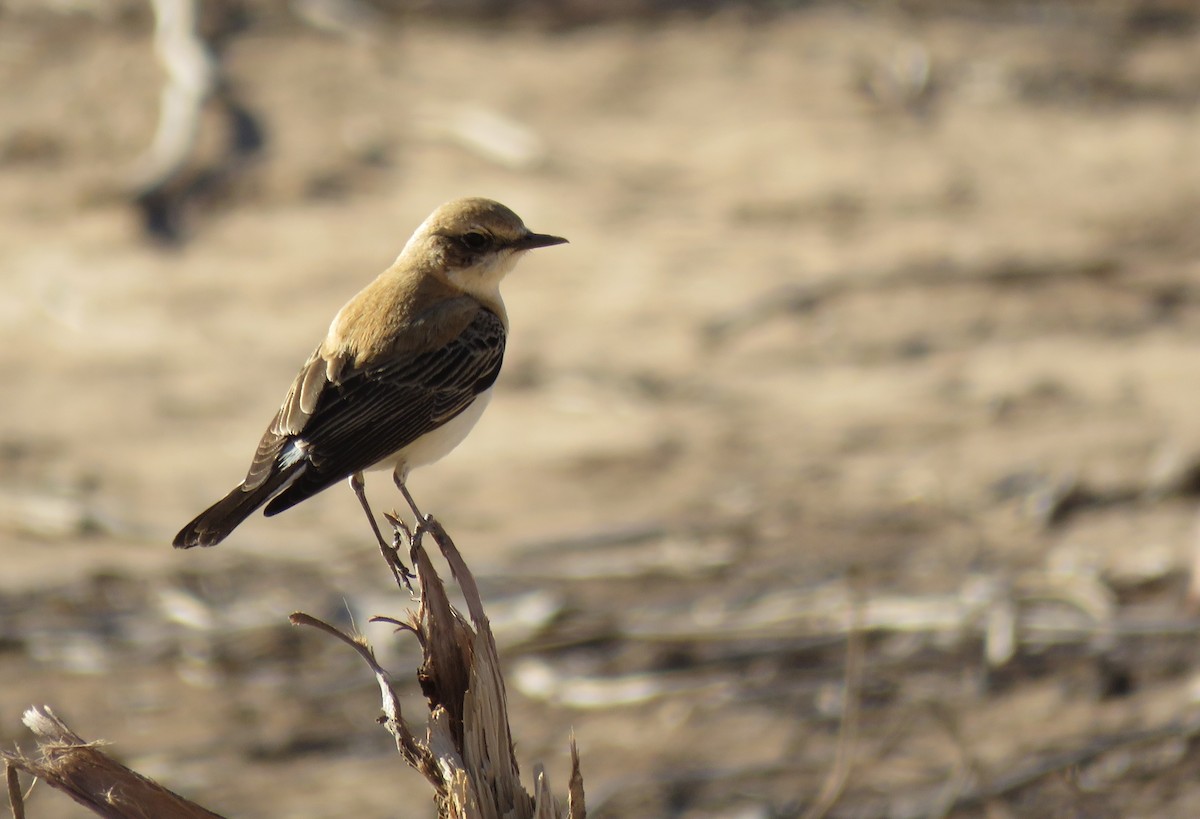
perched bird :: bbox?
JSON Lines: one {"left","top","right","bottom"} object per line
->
{"left": 174, "top": 197, "right": 567, "bottom": 549}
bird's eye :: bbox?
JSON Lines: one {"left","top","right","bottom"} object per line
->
{"left": 460, "top": 231, "right": 489, "bottom": 251}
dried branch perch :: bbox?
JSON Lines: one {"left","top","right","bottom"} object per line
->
{"left": 5, "top": 518, "right": 583, "bottom": 818}
{"left": 292, "top": 515, "right": 586, "bottom": 819}
{"left": 1, "top": 706, "right": 226, "bottom": 819}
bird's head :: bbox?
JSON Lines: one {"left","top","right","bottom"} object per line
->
{"left": 399, "top": 198, "right": 567, "bottom": 299}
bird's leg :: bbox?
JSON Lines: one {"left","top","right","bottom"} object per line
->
{"left": 349, "top": 472, "right": 389, "bottom": 548}
{"left": 394, "top": 473, "right": 426, "bottom": 522}
{"left": 349, "top": 472, "right": 414, "bottom": 590}
{"left": 392, "top": 468, "right": 433, "bottom": 564}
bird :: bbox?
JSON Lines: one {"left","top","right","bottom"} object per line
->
{"left": 174, "top": 197, "right": 567, "bottom": 550}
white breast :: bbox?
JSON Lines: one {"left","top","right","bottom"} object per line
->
{"left": 368, "top": 388, "right": 494, "bottom": 478}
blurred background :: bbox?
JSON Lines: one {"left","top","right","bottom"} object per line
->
{"left": 4, "top": 0, "right": 1200, "bottom": 816}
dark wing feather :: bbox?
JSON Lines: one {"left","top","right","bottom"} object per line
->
{"left": 241, "top": 347, "right": 333, "bottom": 491}
{"left": 261, "top": 308, "right": 505, "bottom": 515}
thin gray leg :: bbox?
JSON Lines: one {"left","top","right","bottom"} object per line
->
{"left": 392, "top": 468, "right": 425, "bottom": 522}
{"left": 350, "top": 472, "right": 413, "bottom": 588}
{"left": 350, "top": 472, "right": 389, "bottom": 550}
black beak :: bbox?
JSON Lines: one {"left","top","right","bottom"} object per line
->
{"left": 514, "top": 231, "right": 569, "bottom": 250}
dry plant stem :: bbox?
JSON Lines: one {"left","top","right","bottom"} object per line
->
{"left": 0, "top": 707, "right": 226, "bottom": 819}
{"left": 287, "top": 612, "right": 430, "bottom": 772}
{"left": 293, "top": 517, "right": 585, "bottom": 818}
{"left": 802, "top": 596, "right": 866, "bottom": 819}
{"left": 413, "top": 521, "right": 586, "bottom": 819}
{"left": 6, "top": 763, "right": 24, "bottom": 819}
{"left": 2, "top": 511, "right": 581, "bottom": 817}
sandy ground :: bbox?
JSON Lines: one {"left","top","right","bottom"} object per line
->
{"left": 5, "top": 3, "right": 1200, "bottom": 817}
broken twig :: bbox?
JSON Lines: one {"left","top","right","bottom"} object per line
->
{"left": 292, "top": 515, "right": 586, "bottom": 818}
{"left": 1, "top": 706, "right": 225, "bottom": 819}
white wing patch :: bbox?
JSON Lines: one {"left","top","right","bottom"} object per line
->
{"left": 279, "top": 439, "right": 311, "bottom": 469}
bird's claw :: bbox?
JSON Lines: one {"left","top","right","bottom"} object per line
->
{"left": 381, "top": 511, "right": 418, "bottom": 593}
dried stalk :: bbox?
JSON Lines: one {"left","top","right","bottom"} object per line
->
{"left": 801, "top": 594, "right": 866, "bottom": 819}
{"left": 293, "top": 515, "right": 586, "bottom": 819}
{"left": 6, "top": 763, "right": 25, "bottom": 819}
{"left": 5, "top": 517, "right": 584, "bottom": 818}
{"left": 1, "top": 706, "right": 225, "bottom": 819}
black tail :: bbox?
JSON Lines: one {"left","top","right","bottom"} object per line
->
{"left": 173, "top": 468, "right": 299, "bottom": 548}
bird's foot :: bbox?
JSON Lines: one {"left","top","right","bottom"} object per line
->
{"left": 400, "top": 512, "right": 440, "bottom": 565}
{"left": 382, "top": 512, "right": 417, "bottom": 594}
{"left": 415, "top": 512, "right": 443, "bottom": 544}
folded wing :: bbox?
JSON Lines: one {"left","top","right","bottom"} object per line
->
{"left": 260, "top": 306, "right": 506, "bottom": 515}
